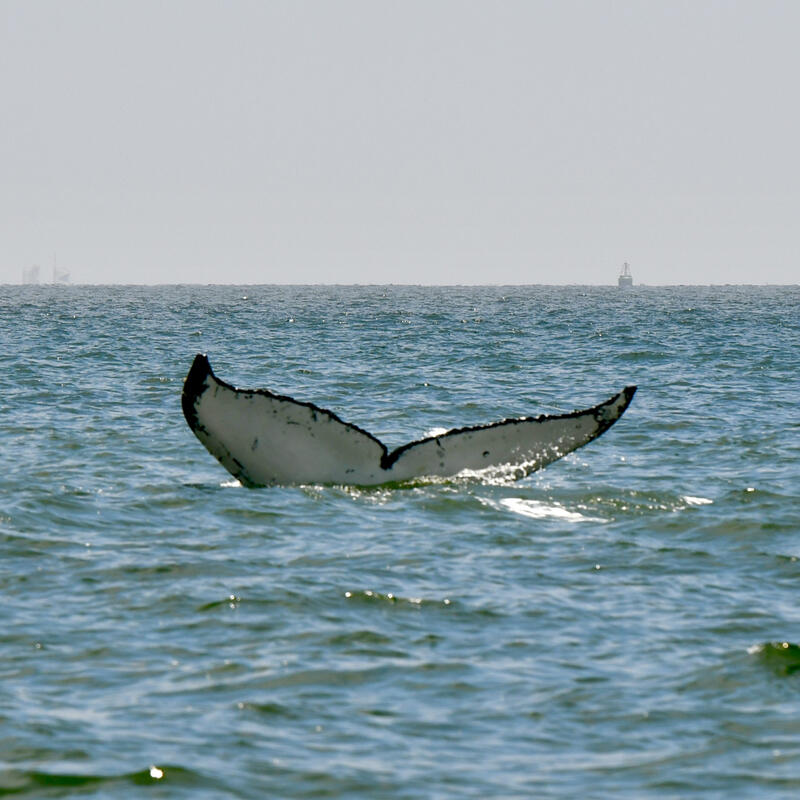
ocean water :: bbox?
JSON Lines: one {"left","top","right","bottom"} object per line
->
{"left": 1, "top": 284, "right": 799, "bottom": 798}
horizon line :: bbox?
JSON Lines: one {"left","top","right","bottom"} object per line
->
{"left": 4, "top": 281, "right": 799, "bottom": 289}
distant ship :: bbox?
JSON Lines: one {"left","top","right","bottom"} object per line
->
{"left": 618, "top": 262, "right": 633, "bottom": 289}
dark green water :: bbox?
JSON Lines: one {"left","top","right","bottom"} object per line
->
{"left": 2, "top": 285, "right": 799, "bottom": 798}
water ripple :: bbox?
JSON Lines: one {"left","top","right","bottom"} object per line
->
{"left": 1, "top": 285, "right": 799, "bottom": 798}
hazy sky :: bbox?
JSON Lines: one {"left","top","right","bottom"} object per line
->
{"left": 2, "top": 0, "right": 798, "bottom": 285}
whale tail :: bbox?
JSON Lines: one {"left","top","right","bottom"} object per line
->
{"left": 182, "top": 354, "right": 636, "bottom": 487}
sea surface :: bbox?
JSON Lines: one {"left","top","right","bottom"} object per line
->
{"left": 1, "top": 284, "right": 799, "bottom": 798}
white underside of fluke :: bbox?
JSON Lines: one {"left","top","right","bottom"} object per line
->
{"left": 182, "top": 354, "right": 636, "bottom": 487}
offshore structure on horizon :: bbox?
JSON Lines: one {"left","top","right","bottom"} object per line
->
{"left": 618, "top": 262, "right": 633, "bottom": 289}
{"left": 21, "top": 256, "right": 70, "bottom": 285}
{"left": 22, "top": 265, "right": 40, "bottom": 284}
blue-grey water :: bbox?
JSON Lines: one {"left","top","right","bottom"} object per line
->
{"left": 2, "top": 284, "right": 799, "bottom": 798}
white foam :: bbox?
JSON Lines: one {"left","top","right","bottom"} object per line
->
{"left": 497, "top": 497, "right": 603, "bottom": 523}
{"left": 683, "top": 495, "right": 713, "bottom": 506}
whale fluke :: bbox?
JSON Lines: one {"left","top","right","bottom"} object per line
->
{"left": 182, "top": 354, "right": 636, "bottom": 487}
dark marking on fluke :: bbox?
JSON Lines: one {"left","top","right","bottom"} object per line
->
{"left": 182, "top": 354, "right": 636, "bottom": 487}
{"left": 181, "top": 352, "right": 212, "bottom": 432}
